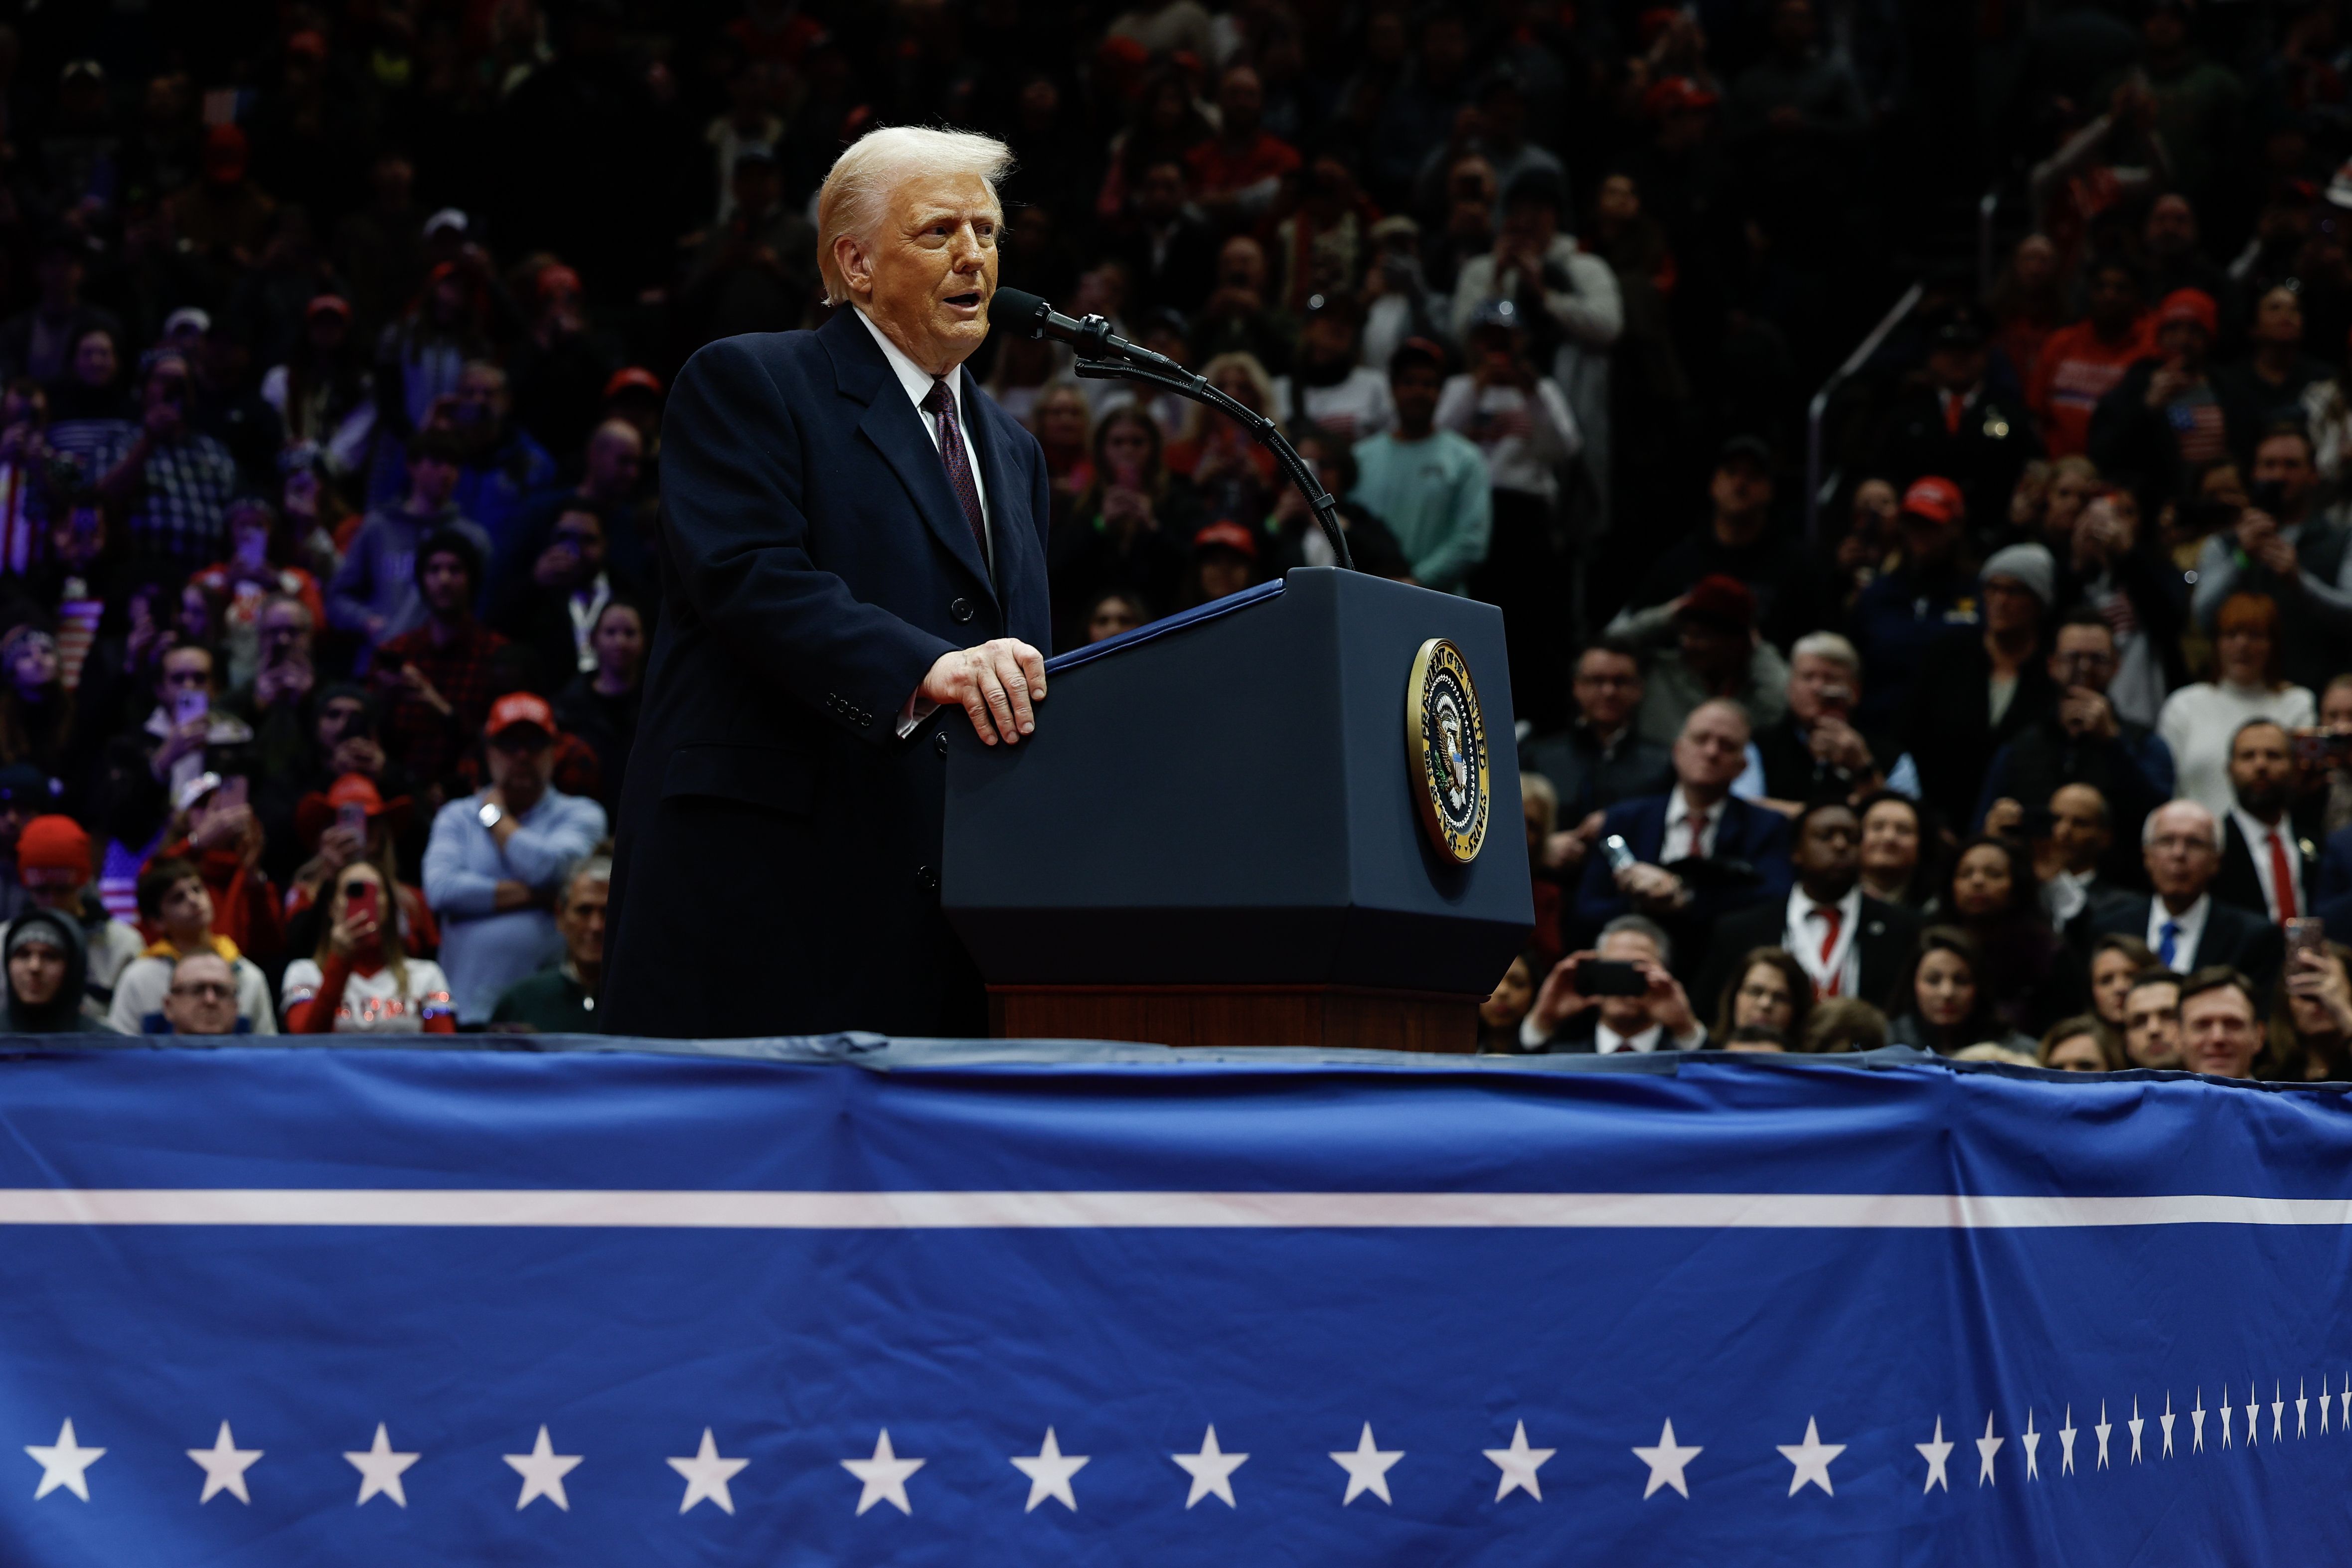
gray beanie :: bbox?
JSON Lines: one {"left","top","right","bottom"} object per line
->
{"left": 1980, "top": 541, "right": 2055, "bottom": 608}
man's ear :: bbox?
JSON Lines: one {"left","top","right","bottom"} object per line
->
{"left": 832, "top": 233, "right": 872, "bottom": 300}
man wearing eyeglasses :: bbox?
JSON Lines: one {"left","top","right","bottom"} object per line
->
{"left": 421, "top": 692, "right": 607, "bottom": 1026}
{"left": 1520, "top": 640, "right": 1672, "bottom": 874}
{"left": 1976, "top": 608, "right": 2175, "bottom": 884}
{"left": 159, "top": 952, "right": 242, "bottom": 1036}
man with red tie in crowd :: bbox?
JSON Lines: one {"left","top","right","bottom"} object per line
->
{"left": 1692, "top": 798, "right": 1922, "bottom": 1016}
{"left": 604, "top": 126, "right": 1054, "bottom": 1038}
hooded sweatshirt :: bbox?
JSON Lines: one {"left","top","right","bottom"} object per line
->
{"left": 3, "top": 907, "right": 111, "bottom": 1033}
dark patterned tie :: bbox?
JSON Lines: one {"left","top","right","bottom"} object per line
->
{"left": 920, "top": 378, "right": 989, "bottom": 573}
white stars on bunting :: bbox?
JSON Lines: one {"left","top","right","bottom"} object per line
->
{"left": 2192, "top": 1389, "right": 2207, "bottom": 1453}
{"left": 503, "top": 1426, "right": 582, "bottom": 1512}
{"left": 843, "top": 1430, "right": 925, "bottom": 1517}
{"left": 1914, "top": 1417, "right": 1953, "bottom": 1494}
{"left": 25, "top": 1419, "right": 103, "bottom": 1502}
{"left": 2297, "top": 1380, "right": 2310, "bottom": 1438}
{"left": 667, "top": 1429, "right": 748, "bottom": 1516}
{"left": 2127, "top": 1398, "right": 2144, "bottom": 1464}
{"left": 2340, "top": 1373, "right": 2350, "bottom": 1432}
{"left": 2022, "top": 1409, "right": 2041, "bottom": 1480}
{"left": 1631, "top": 1419, "right": 1701, "bottom": 1501}
{"left": 1172, "top": 1426, "right": 1248, "bottom": 1509}
{"left": 1329, "top": 1424, "right": 1402, "bottom": 1506}
{"left": 187, "top": 1421, "right": 262, "bottom": 1504}
{"left": 2244, "top": 1386, "right": 2258, "bottom": 1447}
{"left": 344, "top": 1423, "right": 418, "bottom": 1507}
{"left": 2219, "top": 1386, "right": 2233, "bottom": 1450}
{"left": 1777, "top": 1418, "right": 1843, "bottom": 1497}
{"left": 1011, "top": 1428, "right": 1089, "bottom": 1514}
{"left": 1975, "top": 1412, "right": 2004, "bottom": 1485}
{"left": 2092, "top": 1403, "right": 2110, "bottom": 1470}
{"left": 2058, "top": 1407, "right": 2078, "bottom": 1475}
{"left": 2271, "top": 1383, "right": 2285, "bottom": 1443}
{"left": 2161, "top": 1392, "right": 2176, "bottom": 1458}
{"left": 1484, "top": 1422, "right": 1553, "bottom": 1503}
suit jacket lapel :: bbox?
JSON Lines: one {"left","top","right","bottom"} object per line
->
{"left": 825, "top": 309, "right": 995, "bottom": 595}
{"left": 960, "top": 367, "right": 1033, "bottom": 623}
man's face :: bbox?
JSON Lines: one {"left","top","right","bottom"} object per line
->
{"left": 1299, "top": 316, "right": 1354, "bottom": 371}
{"left": 1219, "top": 237, "right": 1265, "bottom": 293}
{"left": 1391, "top": 363, "right": 1441, "bottom": 428}
{"left": 317, "top": 696, "right": 367, "bottom": 751}
{"left": 410, "top": 454, "right": 459, "bottom": 509}
{"left": 1219, "top": 68, "right": 1262, "bottom": 134}
{"left": 2086, "top": 267, "right": 2141, "bottom": 333}
{"left": 160, "top": 875, "right": 214, "bottom": 941}
{"left": 1786, "top": 652, "right": 1854, "bottom": 725}
{"left": 2123, "top": 981, "right": 2182, "bottom": 1068}
{"left": 488, "top": 732, "right": 553, "bottom": 805}
{"left": 162, "top": 954, "right": 238, "bottom": 1034}
{"left": 1677, "top": 621, "right": 1745, "bottom": 685}
{"left": 2252, "top": 435, "right": 2315, "bottom": 510}
{"left": 2048, "top": 623, "right": 2117, "bottom": 693}
{"left": 1500, "top": 197, "right": 1557, "bottom": 253}
{"left": 21, "top": 865, "right": 84, "bottom": 914}
{"left": 1673, "top": 704, "right": 1748, "bottom": 792}
{"left": 2255, "top": 287, "right": 2304, "bottom": 345}
{"left": 72, "top": 332, "right": 115, "bottom": 388}
{"left": 549, "top": 512, "right": 606, "bottom": 580}
{"left": 2147, "top": 195, "right": 2196, "bottom": 257}
{"left": 8, "top": 935, "right": 64, "bottom": 1008}
{"left": 592, "top": 607, "right": 644, "bottom": 678}
{"left": 259, "top": 603, "right": 312, "bottom": 667}
{"left": 455, "top": 365, "right": 507, "bottom": 429}
{"left": 1711, "top": 459, "right": 1771, "bottom": 523}
{"left": 1594, "top": 929, "right": 1661, "bottom": 1033}
{"left": 560, "top": 877, "right": 609, "bottom": 969}
{"left": 2048, "top": 784, "right": 2110, "bottom": 875}
{"left": 1926, "top": 344, "right": 1986, "bottom": 392}
{"left": 159, "top": 647, "right": 212, "bottom": 704}
{"left": 732, "top": 160, "right": 783, "bottom": 216}
{"left": 1572, "top": 650, "right": 1640, "bottom": 732}
{"left": 2229, "top": 724, "right": 2295, "bottom": 817}
{"left": 420, "top": 551, "right": 472, "bottom": 617}
{"left": 1982, "top": 578, "right": 2040, "bottom": 636}
{"left": 2157, "top": 317, "right": 2209, "bottom": 365}
{"left": 1793, "top": 806, "right": 1860, "bottom": 891}
{"left": 586, "top": 424, "right": 643, "bottom": 496}
{"left": 854, "top": 171, "right": 1001, "bottom": 375}
{"left": 2179, "top": 987, "right": 2260, "bottom": 1079}
{"left": 2144, "top": 805, "right": 2219, "bottom": 902}
{"left": 1137, "top": 162, "right": 1185, "bottom": 223}
{"left": 145, "top": 363, "right": 190, "bottom": 433}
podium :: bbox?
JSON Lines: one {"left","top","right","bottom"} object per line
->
{"left": 942, "top": 568, "right": 1534, "bottom": 1051}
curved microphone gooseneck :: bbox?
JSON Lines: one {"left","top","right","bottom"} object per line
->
{"left": 989, "top": 286, "right": 1356, "bottom": 573}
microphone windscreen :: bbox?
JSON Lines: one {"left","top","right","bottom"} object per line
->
{"left": 989, "top": 287, "right": 1051, "bottom": 332}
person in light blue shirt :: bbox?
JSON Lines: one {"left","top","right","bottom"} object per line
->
{"left": 422, "top": 691, "right": 608, "bottom": 1024}
{"left": 1349, "top": 337, "right": 1491, "bottom": 593}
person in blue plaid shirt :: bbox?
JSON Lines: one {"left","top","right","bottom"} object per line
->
{"left": 94, "top": 352, "right": 240, "bottom": 573}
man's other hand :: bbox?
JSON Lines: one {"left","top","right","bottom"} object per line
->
{"left": 923, "top": 638, "right": 1047, "bottom": 746}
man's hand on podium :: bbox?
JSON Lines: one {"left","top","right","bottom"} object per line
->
{"left": 923, "top": 638, "right": 1048, "bottom": 746}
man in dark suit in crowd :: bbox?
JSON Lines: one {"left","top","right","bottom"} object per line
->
{"left": 1871, "top": 304, "right": 2042, "bottom": 531}
{"left": 2089, "top": 800, "right": 2283, "bottom": 1003}
{"left": 1694, "top": 798, "right": 1921, "bottom": 1017}
{"left": 1573, "top": 698, "right": 1792, "bottom": 978}
{"left": 2210, "top": 718, "right": 2321, "bottom": 925}
{"left": 1521, "top": 639, "right": 1672, "bottom": 852}
{"left": 1513, "top": 915, "right": 1708, "bottom": 1054}
{"left": 605, "top": 126, "right": 1054, "bottom": 1038}
{"left": 1974, "top": 610, "right": 2173, "bottom": 886}
{"left": 1752, "top": 632, "right": 1894, "bottom": 809}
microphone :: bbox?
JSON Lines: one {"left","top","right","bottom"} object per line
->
{"left": 989, "top": 287, "right": 1185, "bottom": 375}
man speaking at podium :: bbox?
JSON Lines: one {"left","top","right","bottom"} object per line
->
{"left": 603, "top": 126, "right": 1053, "bottom": 1039}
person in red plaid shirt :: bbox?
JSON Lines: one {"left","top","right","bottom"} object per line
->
{"left": 373, "top": 528, "right": 508, "bottom": 792}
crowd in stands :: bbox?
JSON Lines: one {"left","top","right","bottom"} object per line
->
{"left": 0, "top": 0, "right": 2349, "bottom": 1078}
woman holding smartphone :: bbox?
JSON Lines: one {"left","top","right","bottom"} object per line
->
{"left": 280, "top": 860, "right": 455, "bottom": 1034}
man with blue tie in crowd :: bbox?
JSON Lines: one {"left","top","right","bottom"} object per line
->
{"left": 604, "top": 127, "right": 1055, "bottom": 1039}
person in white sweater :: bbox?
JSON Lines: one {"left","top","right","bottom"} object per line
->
{"left": 2158, "top": 590, "right": 2315, "bottom": 819}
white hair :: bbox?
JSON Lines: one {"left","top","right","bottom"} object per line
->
{"left": 2143, "top": 799, "right": 2218, "bottom": 851}
{"left": 817, "top": 126, "right": 1014, "bottom": 306}
{"left": 1790, "top": 631, "right": 1860, "bottom": 673}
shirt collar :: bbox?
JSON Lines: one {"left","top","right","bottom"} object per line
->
{"left": 1790, "top": 882, "right": 1861, "bottom": 923}
{"left": 1596, "top": 1021, "right": 1663, "bottom": 1055}
{"left": 855, "top": 306, "right": 962, "bottom": 424}
{"left": 2229, "top": 805, "right": 2291, "bottom": 851}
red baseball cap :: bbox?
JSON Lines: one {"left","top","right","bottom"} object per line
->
{"left": 1191, "top": 520, "right": 1258, "bottom": 559}
{"left": 2158, "top": 288, "right": 2217, "bottom": 334}
{"left": 16, "top": 814, "right": 89, "bottom": 877}
{"left": 1899, "top": 475, "right": 1965, "bottom": 525}
{"left": 1677, "top": 573, "right": 1755, "bottom": 631}
{"left": 603, "top": 367, "right": 663, "bottom": 400}
{"left": 484, "top": 692, "right": 559, "bottom": 740}
{"left": 306, "top": 293, "right": 352, "bottom": 320}
{"left": 1643, "top": 76, "right": 1718, "bottom": 118}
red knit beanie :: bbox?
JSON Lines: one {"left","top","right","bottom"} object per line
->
{"left": 16, "top": 814, "right": 90, "bottom": 877}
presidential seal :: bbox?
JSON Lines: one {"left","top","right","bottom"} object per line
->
{"left": 1406, "top": 637, "right": 1489, "bottom": 864}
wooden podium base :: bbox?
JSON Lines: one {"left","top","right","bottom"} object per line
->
{"left": 989, "top": 984, "right": 1479, "bottom": 1053}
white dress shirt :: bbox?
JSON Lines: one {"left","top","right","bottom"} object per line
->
{"left": 857, "top": 308, "right": 995, "bottom": 737}
{"left": 1517, "top": 1014, "right": 1706, "bottom": 1053}
{"left": 2146, "top": 893, "right": 2211, "bottom": 972}
{"left": 2042, "top": 867, "right": 2095, "bottom": 930}
{"left": 2228, "top": 806, "right": 2303, "bottom": 923}
{"left": 1785, "top": 884, "right": 1862, "bottom": 998}
{"left": 1662, "top": 788, "right": 1723, "bottom": 863}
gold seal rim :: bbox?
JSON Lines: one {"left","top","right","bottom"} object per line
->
{"left": 1406, "top": 636, "right": 1489, "bottom": 864}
